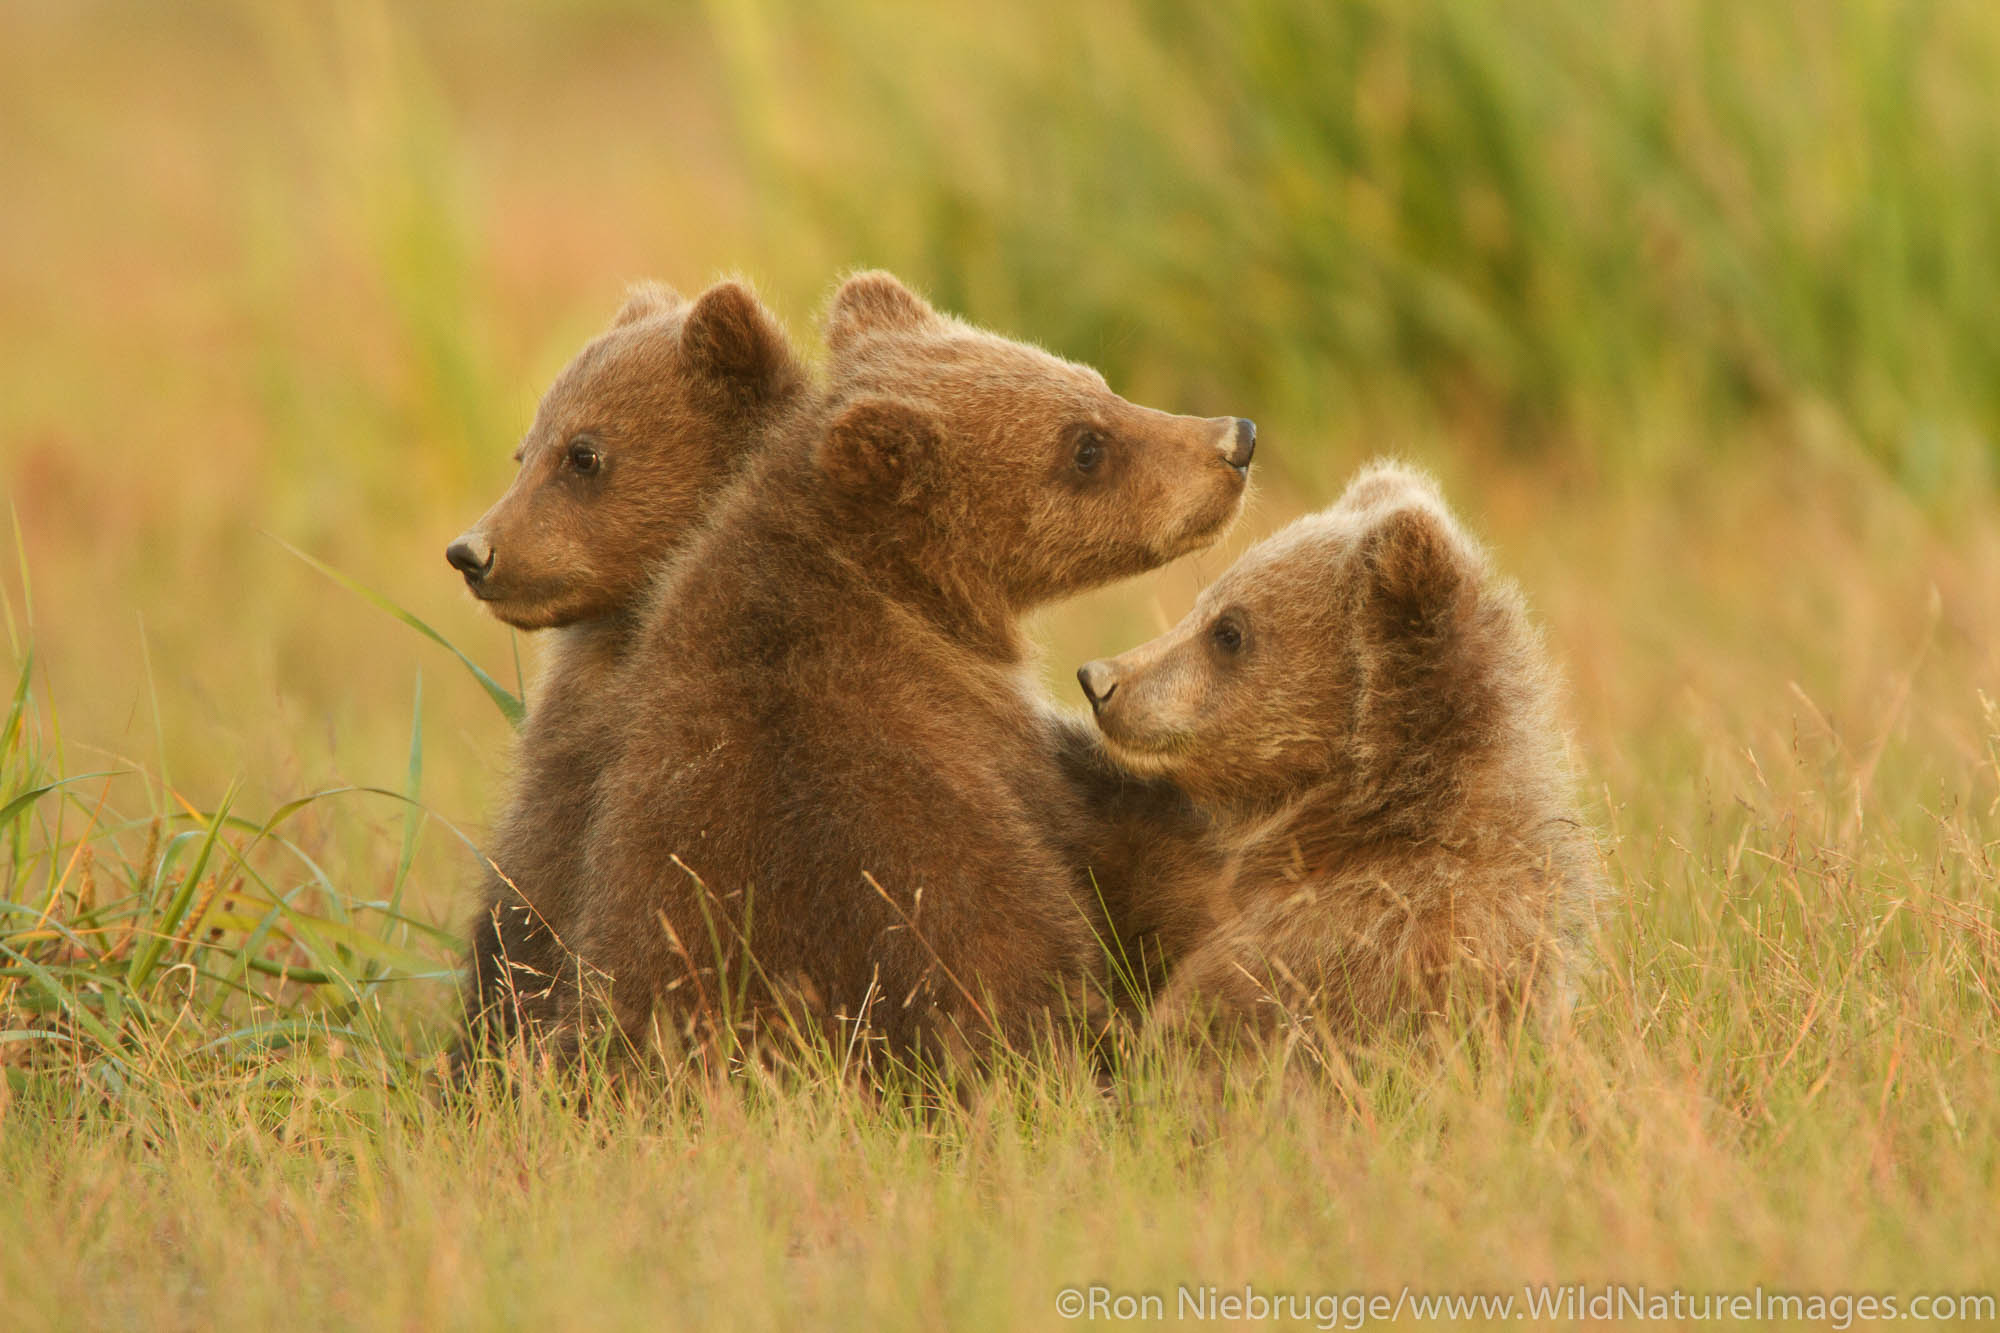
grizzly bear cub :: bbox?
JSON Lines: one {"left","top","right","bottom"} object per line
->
{"left": 445, "top": 279, "right": 811, "bottom": 1060}
{"left": 1077, "top": 462, "right": 1602, "bottom": 1039}
{"left": 561, "top": 271, "right": 1256, "bottom": 1066}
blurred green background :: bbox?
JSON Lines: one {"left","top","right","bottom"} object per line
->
{"left": 3, "top": 0, "right": 1996, "bottom": 920}
{"left": 731, "top": 0, "right": 2000, "bottom": 492}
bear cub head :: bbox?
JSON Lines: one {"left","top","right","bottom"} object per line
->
{"left": 446, "top": 279, "right": 808, "bottom": 629}
{"left": 1078, "top": 462, "right": 1540, "bottom": 828}
{"left": 816, "top": 272, "right": 1257, "bottom": 611}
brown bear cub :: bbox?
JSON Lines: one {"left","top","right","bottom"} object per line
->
{"left": 1077, "top": 462, "right": 1602, "bottom": 1040}
{"left": 562, "top": 271, "right": 1256, "bottom": 1067}
{"left": 445, "top": 279, "right": 811, "bottom": 1063}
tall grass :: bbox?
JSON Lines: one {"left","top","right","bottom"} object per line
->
{"left": 721, "top": 0, "right": 2000, "bottom": 490}
{"left": 0, "top": 615, "right": 460, "bottom": 1121}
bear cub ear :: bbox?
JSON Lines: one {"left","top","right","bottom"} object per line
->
{"left": 817, "top": 396, "right": 941, "bottom": 498}
{"left": 1335, "top": 460, "right": 1439, "bottom": 516}
{"left": 825, "top": 270, "right": 941, "bottom": 352}
{"left": 1361, "top": 506, "right": 1470, "bottom": 637}
{"left": 611, "top": 280, "right": 684, "bottom": 328}
{"left": 681, "top": 280, "right": 803, "bottom": 397}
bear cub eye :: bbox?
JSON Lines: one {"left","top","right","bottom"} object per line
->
{"left": 1210, "top": 614, "right": 1245, "bottom": 655}
{"left": 565, "top": 438, "right": 604, "bottom": 476}
{"left": 1072, "top": 429, "right": 1107, "bottom": 474}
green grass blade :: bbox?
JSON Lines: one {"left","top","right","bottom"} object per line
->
{"left": 7, "top": 497, "right": 32, "bottom": 637}
{"left": 238, "top": 957, "right": 334, "bottom": 985}
{"left": 0, "top": 902, "right": 100, "bottom": 956}
{"left": 390, "top": 669, "right": 424, "bottom": 925}
{"left": 0, "top": 645, "right": 33, "bottom": 760}
{"left": 200, "top": 876, "right": 308, "bottom": 1023}
{"left": 268, "top": 533, "right": 524, "bottom": 726}
{"left": 0, "top": 1030, "right": 73, "bottom": 1047}
{"left": 272, "top": 904, "right": 443, "bottom": 981}
{"left": 136, "top": 616, "right": 172, "bottom": 813}
{"left": 0, "top": 940, "right": 127, "bottom": 1055}
{"left": 126, "top": 781, "right": 239, "bottom": 992}
{"left": 0, "top": 771, "right": 121, "bottom": 829}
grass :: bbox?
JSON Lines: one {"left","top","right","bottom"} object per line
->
{"left": 4, "top": 0, "right": 1999, "bottom": 1327}
{"left": 723, "top": 0, "right": 2000, "bottom": 491}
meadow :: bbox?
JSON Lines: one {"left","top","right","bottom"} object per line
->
{"left": 3, "top": 1, "right": 1997, "bottom": 1327}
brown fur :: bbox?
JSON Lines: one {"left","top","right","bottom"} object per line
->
{"left": 1080, "top": 462, "right": 1604, "bottom": 1040}
{"left": 559, "top": 271, "right": 1255, "bottom": 1067}
{"left": 1036, "top": 705, "right": 1225, "bottom": 1003}
{"left": 447, "top": 279, "right": 811, "bottom": 1062}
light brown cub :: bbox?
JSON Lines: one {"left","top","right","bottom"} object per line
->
{"left": 1079, "top": 462, "right": 1603, "bottom": 1039}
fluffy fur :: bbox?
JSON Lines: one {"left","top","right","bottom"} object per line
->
{"left": 448, "top": 279, "right": 811, "bottom": 1063}
{"left": 557, "top": 271, "right": 1256, "bottom": 1068}
{"left": 1080, "top": 462, "right": 1604, "bottom": 1039}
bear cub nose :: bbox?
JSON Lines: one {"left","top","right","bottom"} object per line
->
{"left": 446, "top": 532, "right": 495, "bottom": 583}
{"left": 1227, "top": 418, "right": 1257, "bottom": 472}
{"left": 1077, "top": 660, "right": 1119, "bottom": 709}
